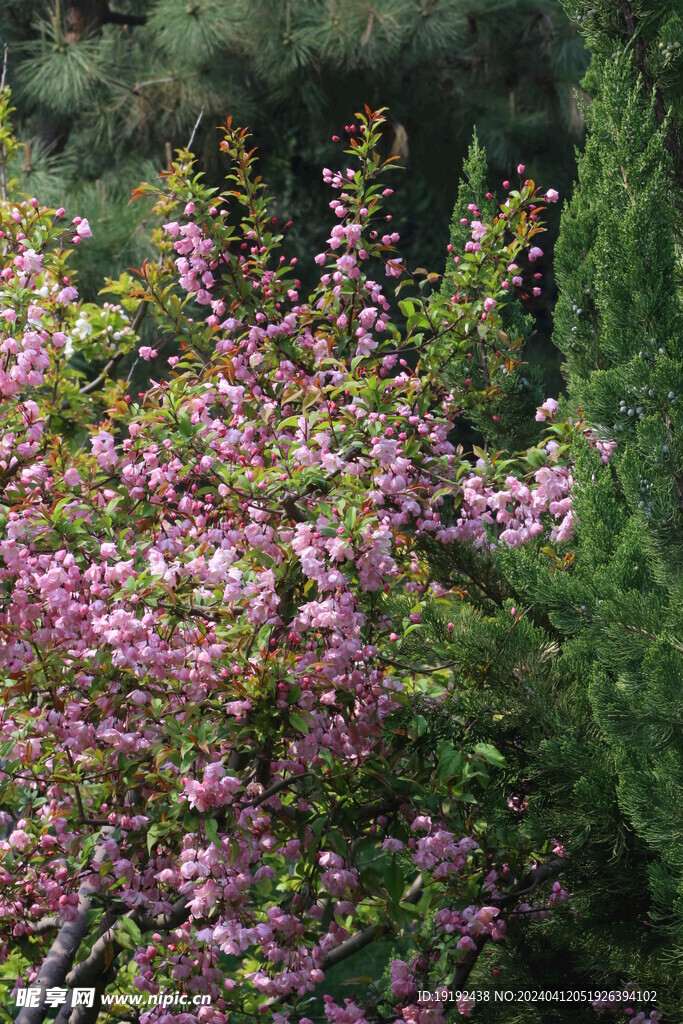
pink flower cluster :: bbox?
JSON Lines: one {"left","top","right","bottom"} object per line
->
{"left": 434, "top": 903, "right": 505, "bottom": 943}
{"left": 437, "top": 404, "right": 617, "bottom": 549}
{"left": 181, "top": 764, "right": 241, "bottom": 812}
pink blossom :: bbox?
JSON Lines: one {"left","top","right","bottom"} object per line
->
{"left": 390, "top": 960, "right": 417, "bottom": 999}
{"left": 8, "top": 829, "right": 32, "bottom": 852}
{"left": 535, "top": 398, "right": 559, "bottom": 422}
{"left": 457, "top": 994, "right": 476, "bottom": 1018}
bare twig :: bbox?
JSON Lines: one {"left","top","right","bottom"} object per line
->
{"left": 187, "top": 105, "right": 205, "bottom": 152}
{"left": 79, "top": 352, "right": 125, "bottom": 396}
{"left": 1, "top": 43, "right": 9, "bottom": 203}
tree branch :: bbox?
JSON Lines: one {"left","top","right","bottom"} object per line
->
{"left": 102, "top": 8, "right": 146, "bottom": 27}
{"left": 323, "top": 875, "right": 424, "bottom": 972}
{"left": 187, "top": 105, "right": 205, "bottom": 152}
{"left": 65, "top": 900, "right": 188, "bottom": 993}
{"left": 79, "top": 302, "right": 148, "bottom": 395}
{"left": 55, "top": 778, "right": 319, "bottom": 1010}
{"left": 1, "top": 43, "right": 8, "bottom": 203}
{"left": 28, "top": 916, "right": 61, "bottom": 936}
{"left": 15, "top": 830, "right": 114, "bottom": 1024}
{"left": 250, "top": 772, "right": 311, "bottom": 808}
{"left": 322, "top": 922, "right": 384, "bottom": 969}
{"left": 450, "top": 856, "right": 566, "bottom": 989}
{"left": 250, "top": 875, "right": 426, "bottom": 1014}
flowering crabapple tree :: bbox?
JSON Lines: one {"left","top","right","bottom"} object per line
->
{"left": 1, "top": 106, "right": 569, "bottom": 1024}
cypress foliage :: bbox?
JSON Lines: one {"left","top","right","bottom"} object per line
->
{"left": 410, "top": 3, "right": 682, "bottom": 1017}
{"left": 495, "top": 0, "right": 683, "bottom": 1014}
{"left": 547, "top": 0, "right": 683, "bottom": 997}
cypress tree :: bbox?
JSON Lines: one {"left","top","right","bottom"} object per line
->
{"left": 545, "top": 0, "right": 683, "bottom": 999}
{"left": 485, "top": 0, "right": 682, "bottom": 1015}
{"left": 409, "top": 3, "right": 682, "bottom": 1018}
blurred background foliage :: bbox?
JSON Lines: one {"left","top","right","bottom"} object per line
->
{"left": 0, "top": 0, "right": 590, "bottom": 391}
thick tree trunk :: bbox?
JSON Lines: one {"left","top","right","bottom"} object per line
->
{"left": 15, "top": 834, "right": 114, "bottom": 1024}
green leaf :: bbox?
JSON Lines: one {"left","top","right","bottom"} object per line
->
{"left": 473, "top": 742, "right": 507, "bottom": 769}
{"left": 146, "top": 821, "right": 173, "bottom": 855}
{"left": 117, "top": 915, "right": 143, "bottom": 950}
{"left": 289, "top": 712, "right": 310, "bottom": 735}
{"left": 385, "top": 858, "right": 405, "bottom": 903}
{"left": 205, "top": 817, "right": 219, "bottom": 847}
{"left": 359, "top": 867, "right": 385, "bottom": 897}
{"left": 436, "top": 740, "right": 463, "bottom": 782}
{"left": 525, "top": 448, "right": 545, "bottom": 469}
{"left": 407, "top": 714, "right": 427, "bottom": 740}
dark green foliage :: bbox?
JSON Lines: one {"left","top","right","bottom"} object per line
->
{"left": 1, "top": 0, "right": 588, "bottom": 298}
{"left": 548, "top": 10, "right": 683, "bottom": 988}
{"left": 406, "top": 2, "right": 683, "bottom": 1014}
{"left": 506, "top": 0, "right": 683, "bottom": 1011}
{"left": 390, "top": 523, "right": 663, "bottom": 1010}
{"left": 441, "top": 131, "right": 499, "bottom": 266}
